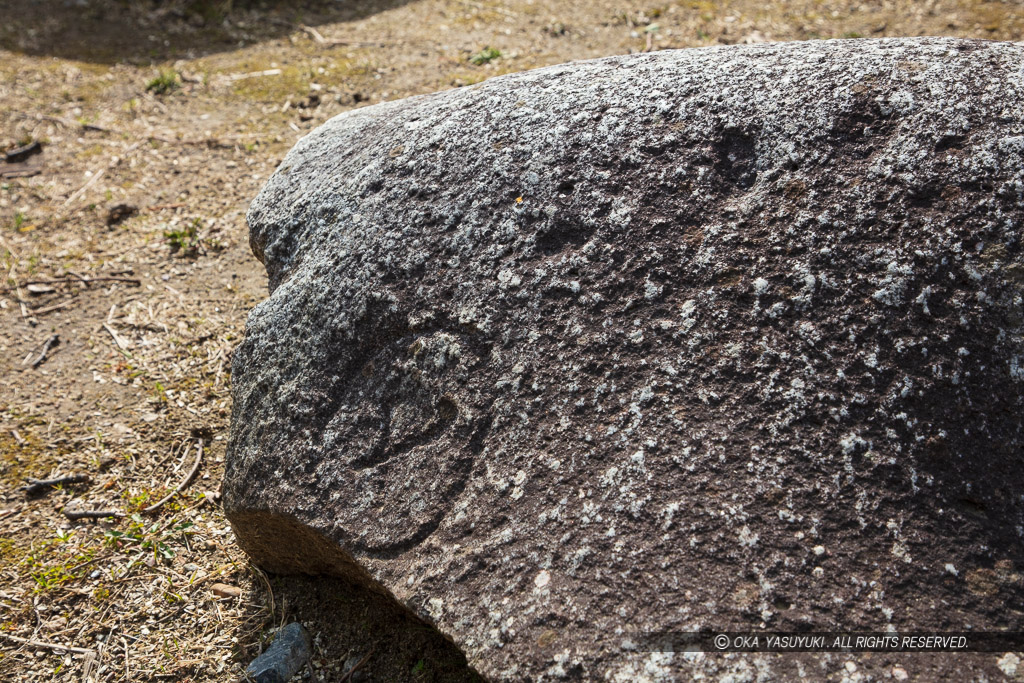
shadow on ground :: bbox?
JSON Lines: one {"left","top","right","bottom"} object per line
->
{"left": 0, "top": 0, "right": 417, "bottom": 64}
{"left": 254, "top": 574, "right": 483, "bottom": 682}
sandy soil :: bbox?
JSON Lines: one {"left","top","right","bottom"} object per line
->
{"left": 1, "top": 0, "right": 1021, "bottom": 680}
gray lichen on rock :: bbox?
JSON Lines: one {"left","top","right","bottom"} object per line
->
{"left": 225, "top": 38, "right": 1024, "bottom": 681}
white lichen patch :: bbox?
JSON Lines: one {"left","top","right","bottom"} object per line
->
{"left": 738, "top": 525, "right": 760, "bottom": 548}
{"left": 997, "top": 653, "right": 1020, "bottom": 678}
{"left": 498, "top": 268, "right": 521, "bottom": 287}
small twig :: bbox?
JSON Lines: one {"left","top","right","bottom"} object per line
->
{"left": 29, "top": 300, "right": 73, "bottom": 316}
{"left": 0, "top": 167, "right": 40, "bottom": 179}
{"left": 19, "top": 474, "right": 89, "bottom": 496}
{"left": 23, "top": 113, "right": 76, "bottom": 128}
{"left": 102, "top": 323, "right": 131, "bottom": 358}
{"left": 61, "top": 142, "right": 141, "bottom": 210}
{"left": 14, "top": 113, "right": 249, "bottom": 148}
{"left": 142, "top": 439, "right": 203, "bottom": 514}
{"left": 311, "top": 658, "right": 327, "bottom": 683}
{"left": 122, "top": 636, "right": 129, "bottom": 681}
{"left": 63, "top": 167, "right": 107, "bottom": 207}
{"left": 76, "top": 275, "right": 141, "bottom": 287}
{"left": 10, "top": 429, "right": 25, "bottom": 445}
{"left": 340, "top": 646, "right": 376, "bottom": 683}
{"left": 0, "top": 632, "right": 95, "bottom": 656}
{"left": 0, "top": 232, "right": 18, "bottom": 261}
{"left": 63, "top": 508, "right": 124, "bottom": 521}
{"left": 64, "top": 555, "right": 102, "bottom": 576}
{"left": 453, "top": 0, "right": 520, "bottom": 18}
{"left": 0, "top": 275, "right": 140, "bottom": 293}
{"left": 145, "top": 134, "right": 240, "bottom": 149}
{"left": 145, "top": 203, "right": 187, "bottom": 212}
{"left": 96, "top": 623, "right": 114, "bottom": 677}
{"left": 109, "top": 572, "right": 163, "bottom": 585}
{"left": 81, "top": 648, "right": 98, "bottom": 682}
{"left": 184, "top": 563, "right": 234, "bottom": 589}
{"left": 296, "top": 23, "right": 411, "bottom": 48}
{"left": 30, "top": 334, "right": 59, "bottom": 368}
{"left": 14, "top": 113, "right": 112, "bottom": 134}
{"left": 226, "top": 69, "right": 282, "bottom": 82}
{"left": 149, "top": 438, "right": 188, "bottom": 477}
{"left": 299, "top": 24, "right": 327, "bottom": 45}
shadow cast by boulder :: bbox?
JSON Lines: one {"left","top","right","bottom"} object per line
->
{"left": 269, "top": 574, "right": 483, "bottom": 682}
{"left": 0, "top": 0, "right": 417, "bottom": 65}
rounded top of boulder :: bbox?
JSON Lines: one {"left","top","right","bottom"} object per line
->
{"left": 248, "top": 37, "right": 1022, "bottom": 289}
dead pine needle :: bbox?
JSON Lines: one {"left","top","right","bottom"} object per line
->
{"left": 340, "top": 646, "right": 377, "bottom": 683}
{"left": 60, "top": 142, "right": 141, "bottom": 214}
{"left": 142, "top": 438, "right": 204, "bottom": 514}
{"left": 249, "top": 563, "right": 276, "bottom": 624}
{"left": 102, "top": 322, "right": 131, "bottom": 358}
{"left": 0, "top": 632, "right": 95, "bottom": 656}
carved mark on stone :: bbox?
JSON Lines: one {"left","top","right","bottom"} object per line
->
{"left": 351, "top": 395, "right": 459, "bottom": 471}
{"left": 350, "top": 413, "right": 492, "bottom": 558}
{"left": 306, "top": 321, "right": 489, "bottom": 555}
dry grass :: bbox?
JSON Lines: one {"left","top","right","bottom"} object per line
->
{"left": 1, "top": 0, "right": 1021, "bottom": 680}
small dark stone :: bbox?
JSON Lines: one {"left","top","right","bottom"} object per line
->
{"left": 4, "top": 141, "right": 42, "bottom": 163}
{"left": 190, "top": 424, "right": 214, "bottom": 440}
{"left": 246, "top": 622, "right": 311, "bottom": 683}
{"left": 105, "top": 203, "right": 137, "bottom": 226}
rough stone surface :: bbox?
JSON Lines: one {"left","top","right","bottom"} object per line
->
{"left": 246, "top": 622, "right": 312, "bottom": 683}
{"left": 225, "top": 38, "right": 1024, "bottom": 681}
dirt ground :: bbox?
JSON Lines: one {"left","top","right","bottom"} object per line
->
{"left": 0, "top": 0, "right": 1021, "bottom": 681}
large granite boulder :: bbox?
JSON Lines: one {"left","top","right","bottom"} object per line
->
{"left": 224, "top": 38, "right": 1024, "bottom": 680}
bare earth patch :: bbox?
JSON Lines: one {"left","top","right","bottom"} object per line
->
{"left": 1, "top": 0, "right": 1021, "bottom": 680}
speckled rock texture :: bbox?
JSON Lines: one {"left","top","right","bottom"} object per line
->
{"left": 224, "top": 38, "right": 1024, "bottom": 681}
